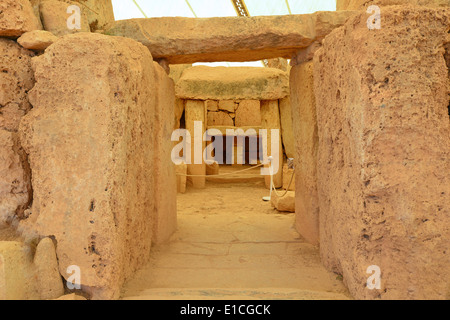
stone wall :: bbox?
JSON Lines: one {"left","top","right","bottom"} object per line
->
{"left": 290, "top": 61, "right": 320, "bottom": 246}
{"left": 18, "top": 33, "right": 175, "bottom": 299}
{"left": 337, "top": 0, "right": 449, "bottom": 10}
{"left": 314, "top": 6, "right": 450, "bottom": 299}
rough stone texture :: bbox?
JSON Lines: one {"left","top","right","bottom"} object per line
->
{"left": 0, "top": 0, "right": 41, "bottom": 37}
{"left": 104, "top": 11, "right": 355, "bottom": 64}
{"left": 282, "top": 164, "right": 295, "bottom": 192}
{"left": 261, "top": 100, "right": 283, "bottom": 189}
{"left": 39, "top": 0, "right": 90, "bottom": 36}
{"left": 34, "top": 237, "right": 64, "bottom": 300}
{"left": 152, "top": 61, "right": 177, "bottom": 245}
{"left": 279, "top": 97, "right": 295, "bottom": 159}
{"left": 75, "top": 0, "right": 115, "bottom": 31}
{"left": 176, "top": 163, "right": 187, "bottom": 194}
{"left": 206, "top": 100, "right": 219, "bottom": 112}
{"left": 176, "top": 66, "right": 289, "bottom": 101}
{"left": 18, "top": 33, "right": 161, "bottom": 299}
{"left": 290, "top": 61, "right": 320, "bottom": 246}
{"left": 314, "top": 7, "right": 450, "bottom": 299}
{"left": 0, "top": 39, "right": 34, "bottom": 226}
{"left": 0, "top": 241, "right": 37, "bottom": 299}
{"left": 271, "top": 191, "right": 295, "bottom": 213}
{"left": 207, "top": 111, "right": 234, "bottom": 127}
{"left": 17, "top": 30, "right": 58, "bottom": 51}
{"left": 235, "top": 100, "right": 261, "bottom": 127}
{"left": 205, "top": 161, "right": 219, "bottom": 176}
{"left": 185, "top": 100, "right": 206, "bottom": 188}
{"left": 337, "top": 0, "right": 449, "bottom": 10}
{"left": 218, "top": 100, "right": 236, "bottom": 113}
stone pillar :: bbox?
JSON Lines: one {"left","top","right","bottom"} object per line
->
{"left": 152, "top": 62, "right": 177, "bottom": 244}
{"left": 314, "top": 7, "right": 450, "bottom": 299}
{"left": 290, "top": 61, "right": 320, "bottom": 246}
{"left": 185, "top": 100, "right": 206, "bottom": 188}
{"left": 261, "top": 100, "right": 283, "bottom": 189}
{"left": 19, "top": 33, "right": 162, "bottom": 299}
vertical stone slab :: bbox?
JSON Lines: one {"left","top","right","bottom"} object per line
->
{"left": 19, "top": 33, "right": 157, "bottom": 299}
{"left": 290, "top": 61, "right": 320, "bottom": 245}
{"left": 152, "top": 62, "right": 177, "bottom": 244}
{"left": 0, "top": 39, "right": 34, "bottom": 225}
{"left": 314, "top": 7, "right": 450, "bottom": 299}
{"left": 279, "top": 97, "right": 295, "bottom": 159}
{"left": 185, "top": 100, "right": 206, "bottom": 188}
{"left": 261, "top": 100, "right": 283, "bottom": 189}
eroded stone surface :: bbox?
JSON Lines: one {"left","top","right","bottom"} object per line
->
{"left": 314, "top": 6, "right": 450, "bottom": 299}
{"left": 39, "top": 0, "right": 90, "bottom": 36}
{"left": 18, "top": 33, "right": 161, "bottom": 299}
{"left": 17, "top": 30, "right": 58, "bottom": 51}
{"left": 271, "top": 191, "right": 295, "bottom": 213}
{"left": 0, "top": 0, "right": 41, "bottom": 37}
{"left": 290, "top": 61, "right": 320, "bottom": 246}
{"left": 337, "top": 0, "right": 449, "bottom": 10}
{"left": 0, "top": 39, "right": 34, "bottom": 226}
{"left": 105, "top": 11, "right": 355, "bottom": 64}
{"left": 176, "top": 66, "right": 289, "bottom": 101}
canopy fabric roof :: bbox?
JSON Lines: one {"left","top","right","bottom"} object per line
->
{"left": 111, "top": 0, "right": 337, "bottom": 66}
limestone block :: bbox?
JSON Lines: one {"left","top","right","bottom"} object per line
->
{"left": 174, "top": 98, "right": 184, "bottom": 130}
{"left": 235, "top": 100, "right": 261, "bottom": 127}
{"left": 176, "top": 163, "right": 187, "bottom": 194}
{"left": 19, "top": 33, "right": 159, "bottom": 299}
{"left": 279, "top": 97, "right": 295, "bottom": 159}
{"left": 185, "top": 100, "right": 206, "bottom": 189}
{"left": 0, "top": 0, "right": 41, "bottom": 37}
{"left": 0, "top": 241, "right": 36, "bottom": 300}
{"left": 39, "top": 0, "right": 90, "bottom": 36}
{"left": 207, "top": 111, "right": 234, "bottom": 127}
{"left": 282, "top": 164, "right": 295, "bottom": 191}
{"left": 261, "top": 100, "right": 283, "bottom": 189}
{"left": 337, "top": 0, "right": 449, "bottom": 10}
{"left": 17, "top": 30, "right": 58, "bottom": 51}
{"left": 0, "top": 39, "right": 34, "bottom": 225}
{"left": 176, "top": 66, "right": 289, "bottom": 101}
{"left": 218, "top": 100, "right": 236, "bottom": 113}
{"left": 206, "top": 100, "right": 219, "bottom": 112}
{"left": 34, "top": 237, "right": 64, "bottom": 300}
{"left": 152, "top": 61, "right": 177, "bottom": 245}
{"left": 271, "top": 191, "right": 295, "bottom": 213}
{"left": 290, "top": 61, "right": 319, "bottom": 246}
{"left": 314, "top": 7, "right": 450, "bottom": 299}
{"left": 105, "top": 11, "right": 355, "bottom": 64}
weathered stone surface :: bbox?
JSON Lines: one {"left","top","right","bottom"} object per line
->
{"left": 18, "top": 33, "right": 160, "bottom": 299}
{"left": 279, "top": 97, "right": 295, "bottom": 159}
{"left": 39, "top": 0, "right": 90, "bottom": 36}
{"left": 185, "top": 100, "right": 206, "bottom": 188}
{"left": 314, "top": 7, "right": 450, "bottom": 299}
{"left": 169, "top": 64, "right": 192, "bottom": 84}
{"left": 271, "top": 191, "right": 295, "bottom": 213}
{"left": 206, "top": 100, "right": 219, "bottom": 112}
{"left": 207, "top": 111, "right": 234, "bottom": 127}
{"left": 176, "top": 163, "right": 187, "bottom": 194}
{"left": 235, "top": 100, "right": 261, "bottom": 127}
{"left": 218, "top": 100, "right": 236, "bottom": 113}
{"left": 337, "top": 0, "right": 449, "bottom": 10}
{"left": 0, "top": 0, "right": 41, "bottom": 37}
{"left": 152, "top": 61, "right": 177, "bottom": 245}
{"left": 261, "top": 100, "right": 283, "bottom": 189}
{"left": 76, "top": 0, "right": 115, "bottom": 31}
{"left": 34, "top": 237, "right": 64, "bottom": 300}
{"left": 290, "top": 61, "right": 319, "bottom": 246}
{"left": 105, "top": 11, "right": 355, "bottom": 64}
{"left": 0, "top": 39, "right": 34, "bottom": 226}
{"left": 17, "top": 30, "right": 58, "bottom": 51}
{"left": 176, "top": 66, "right": 289, "bottom": 101}
{"left": 0, "top": 241, "right": 37, "bottom": 300}
{"left": 282, "top": 164, "right": 295, "bottom": 191}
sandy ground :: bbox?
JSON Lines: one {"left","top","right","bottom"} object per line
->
{"left": 121, "top": 177, "right": 351, "bottom": 300}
